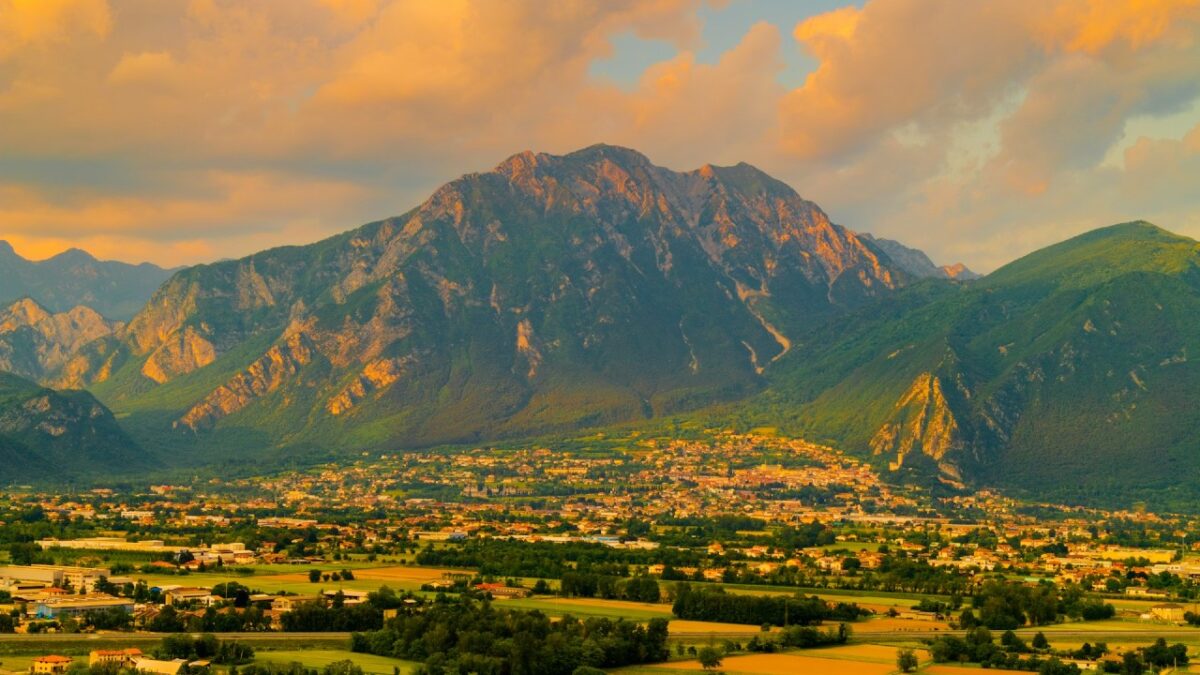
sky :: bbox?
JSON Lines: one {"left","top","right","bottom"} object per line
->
{"left": 1, "top": 0, "right": 1199, "bottom": 272}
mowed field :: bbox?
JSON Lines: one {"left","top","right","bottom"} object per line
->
{"left": 651, "top": 652, "right": 897, "bottom": 674}
{"left": 858, "top": 616, "right": 951, "bottom": 633}
{"left": 667, "top": 620, "right": 770, "bottom": 635}
{"left": 255, "top": 649, "right": 419, "bottom": 674}
{"left": 133, "top": 565, "right": 462, "bottom": 595}
{"left": 501, "top": 597, "right": 673, "bottom": 620}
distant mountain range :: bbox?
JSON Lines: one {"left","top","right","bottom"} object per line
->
{"left": 0, "top": 145, "right": 1194, "bottom": 506}
{"left": 861, "top": 235, "right": 978, "bottom": 280}
{"left": 0, "top": 241, "right": 175, "bottom": 320}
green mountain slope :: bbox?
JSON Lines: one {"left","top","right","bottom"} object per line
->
{"left": 763, "top": 221, "right": 1200, "bottom": 505}
{"left": 62, "top": 145, "right": 909, "bottom": 463}
{"left": 0, "top": 372, "right": 151, "bottom": 483}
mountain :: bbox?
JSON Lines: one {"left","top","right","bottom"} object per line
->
{"left": 861, "top": 235, "right": 979, "bottom": 280}
{"left": 765, "top": 221, "right": 1200, "bottom": 506}
{"left": 0, "top": 298, "right": 119, "bottom": 384}
{"left": 0, "top": 242, "right": 175, "bottom": 320}
{"left": 0, "top": 372, "right": 149, "bottom": 482}
{"left": 61, "top": 144, "right": 910, "bottom": 461}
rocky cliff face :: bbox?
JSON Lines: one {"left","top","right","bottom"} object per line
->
{"left": 869, "top": 372, "right": 964, "bottom": 477}
{"left": 0, "top": 298, "right": 119, "bottom": 384}
{"left": 68, "top": 144, "right": 912, "bottom": 459}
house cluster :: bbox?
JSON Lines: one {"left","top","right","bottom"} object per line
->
{"left": 22, "top": 649, "right": 198, "bottom": 675}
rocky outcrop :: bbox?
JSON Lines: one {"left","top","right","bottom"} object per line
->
{"left": 327, "top": 357, "right": 410, "bottom": 415}
{"left": 0, "top": 298, "right": 119, "bottom": 382}
{"left": 870, "top": 372, "right": 963, "bottom": 474}
{"left": 176, "top": 332, "right": 315, "bottom": 431}
{"left": 141, "top": 326, "right": 217, "bottom": 384}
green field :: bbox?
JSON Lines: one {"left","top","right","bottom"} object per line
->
{"left": 500, "top": 597, "right": 673, "bottom": 620}
{"left": 255, "top": 650, "right": 418, "bottom": 674}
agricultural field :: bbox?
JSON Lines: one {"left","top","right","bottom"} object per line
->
{"left": 254, "top": 649, "right": 418, "bottom": 674}
{"left": 648, "top": 650, "right": 900, "bottom": 674}
{"left": 666, "top": 620, "right": 771, "bottom": 635}
{"left": 131, "top": 565, "right": 463, "bottom": 595}
{"left": 499, "top": 596, "right": 673, "bottom": 620}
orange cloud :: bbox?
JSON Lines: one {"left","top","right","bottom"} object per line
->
{"left": 0, "top": 0, "right": 1197, "bottom": 274}
{"left": 0, "top": 0, "right": 111, "bottom": 59}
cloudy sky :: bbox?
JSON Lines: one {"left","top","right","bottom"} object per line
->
{"left": 2, "top": 0, "right": 1199, "bottom": 271}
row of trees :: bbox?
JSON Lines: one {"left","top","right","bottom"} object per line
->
{"left": 351, "top": 597, "right": 669, "bottom": 675}
{"left": 157, "top": 633, "right": 256, "bottom": 665}
{"left": 959, "top": 581, "right": 1115, "bottom": 630}
{"left": 559, "top": 573, "right": 660, "bottom": 602}
{"left": 670, "top": 584, "right": 868, "bottom": 626}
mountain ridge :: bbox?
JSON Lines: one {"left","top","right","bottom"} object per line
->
{"left": 57, "top": 144, "right": 913, "bottom": 461}
{"left": 0, "top": 242, "right": 176, "bottom": 321}
{"left": 761, "top": 220, "right": 1200, "bottom": 506}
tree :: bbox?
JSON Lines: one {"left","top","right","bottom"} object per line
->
{"left": 697, "top": 646, "right": 723, "bottom": 672}
{"left": 897, "top": 648, "right": 919, "bottom": 673}
{"left": 1032, "top": 631, "right": 1049, "bottom": 650}
{"left": 308, "top": 569, "right": 322, "bottom": 583}
{"left": 1121, "top": 651, "right": 1145, "bottom": 675}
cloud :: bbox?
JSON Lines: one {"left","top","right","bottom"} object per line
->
{"left": 0, "top": 0, "right": 1198, "bottom": 272}
{"left": 777, "top": 0, "right": 1200, "bottom": 269}
{"left": 0, "top": 0, "right": 112, "bottom": 59}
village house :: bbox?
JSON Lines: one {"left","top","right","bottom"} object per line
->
{"left": 89, "top": 649, "right": 142, "bottom": 668}
{"left": 1150, "top": 602, "right": 1187, "bottom": 622}
{"left": 29, "top": 656, "right": 72, "bottom": 675}
{"left": 162, "top": 587, "right": 214, "bottom": 606}
{"left": 474, "top": 583, "right": 531, "bottom": 599}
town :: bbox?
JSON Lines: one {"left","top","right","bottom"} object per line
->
{"left": 0, "top": 432, "right": 1199, "bottom": 673}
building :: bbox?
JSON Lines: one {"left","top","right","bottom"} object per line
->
{"left": 162, "top": 587, "right": 213, "bottom": 606}
{"left": 0, "top": 565, "right": 110, "bottom": 593}
{"left": 32, "top": 595, "right": 134, "bottom": 619}
{"left": 130, "top": 658, "right": 188, "bottom": 675}
{"left": 1151, "top": 603, "right": 1187, "bottom": 622}
{"left": 473, "top": 583, "right": 531, "bottom": 599}
{"left": 89, "top": 649, "right": 142, "bottom": 668}
{"left": 321, "top": 589, "right": 370, "bottom": 605}
{"left": 271, "top": 595, "right": 319, "bottom": 613}
{"left": 29, "top": 656, "right": 72, "bottom": 675}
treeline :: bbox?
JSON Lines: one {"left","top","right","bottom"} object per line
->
{"left": 157, "top": 633, "right": 255, "bottom": 665}
{"left": 414, "top": 539, "right": 702, "bottom": 578}
{"left": 928, "top": 628, "right": 1187, "bottom": 674}
{"left": 279, "top": 587, "right": 418, "bottom": 632}
{"left": 958, "top": 581, "right": 1115, "bottom": 630}
{"left": 351, "top": 598, "right": 669, "bottom": 675}
{"left": 559, "top": 573, "right": 660, "bottom": 602}
{"left": 671, "top": 584, "right": 869, "bottom": 626}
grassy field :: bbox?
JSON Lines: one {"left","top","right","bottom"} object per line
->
{"left": 499, "top": 596, "right": 673, "bottom": 620}
{"left": 255, "top": 649, "right": 418, "bottom": 674}
{"left": 649, "top": 651, "right": 899, "bottom": 674}
{"left": 133, "top": 565, "right": 460, "bottom": 595}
